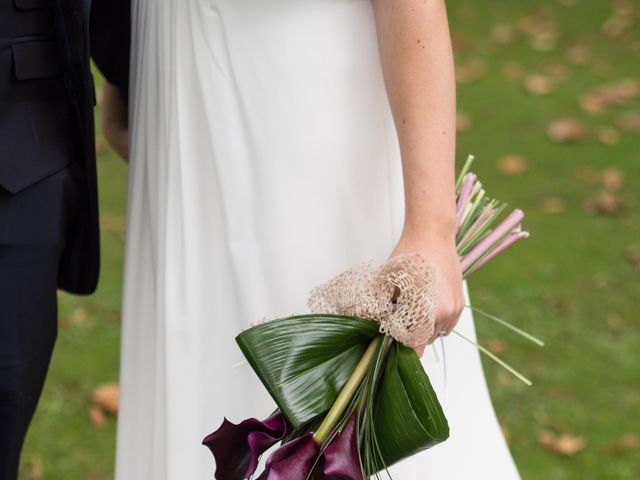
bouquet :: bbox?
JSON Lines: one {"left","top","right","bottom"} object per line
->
{"left": 203, "top": 155, "right": 541, "bottom": 479}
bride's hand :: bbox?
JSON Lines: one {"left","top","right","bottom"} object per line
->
{"left": 390, "top": 228, "right": 464, "bottom": 357}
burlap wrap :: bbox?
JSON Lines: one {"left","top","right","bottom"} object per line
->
{"left": 307, "top": 253, "right": 437, "bottom": 348}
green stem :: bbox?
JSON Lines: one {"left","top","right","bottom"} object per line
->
{"left": 313, "top": 336, "right": 381, "bottom": 443}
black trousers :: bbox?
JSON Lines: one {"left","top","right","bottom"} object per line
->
{"left": 0, "top": 164, "right": 81, "bottom": 479}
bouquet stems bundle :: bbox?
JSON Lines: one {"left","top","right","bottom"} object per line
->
{"left": 204, "top": 155, "right": 535, "bottom": 479}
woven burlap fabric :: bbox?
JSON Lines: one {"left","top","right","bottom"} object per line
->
{"left": 308, "top": 253, "right": 437, "bottom": 348}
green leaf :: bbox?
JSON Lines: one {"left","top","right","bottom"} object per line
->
{"left": 371, "top": 342, "right": 449, "bottom": 468}
{"left": 236, "top": 315, "right": 379, "bottom": 429}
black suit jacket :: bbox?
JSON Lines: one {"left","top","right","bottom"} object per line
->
{"left": 0, "top": 0, "right": 129, "bottom": 294}
{"left": 54, "top": 0, "right": 130, "bottom": 294}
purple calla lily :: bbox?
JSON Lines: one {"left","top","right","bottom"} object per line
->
{"left": 258, "top": 433, "right": 322, "bottom": 480}
{"left": 203, "top": 412, "right": 290, "bottom": 480}
{"left": 323, "top": 414, "right": 364, "bottom": 480}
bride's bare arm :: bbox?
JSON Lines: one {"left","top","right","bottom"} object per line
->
{"left": 373, "top": 0, "right": 463, "bottom": 354}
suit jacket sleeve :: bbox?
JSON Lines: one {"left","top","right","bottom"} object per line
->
{"left": 90, "top": 0, "right": 131, "bottom": 102}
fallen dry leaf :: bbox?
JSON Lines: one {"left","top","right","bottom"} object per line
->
{"left": 543, "top": 196, "right": 565, "bottom": 214}
{"left": 566, "top": 44, "right": 591, "bottom": 65}
{"left": 529, "top": 31, "right": 558, "bottom": 52}
{"left": 456, "top": 59, "right": 487, "bottom": 84}
{"left": 70, "top": 306, "right": 88, "bottom": 326}
{"left": 601, "top": 167, "right": 624, "bottom": 189}
{"left": 580, "top": 79, "right": 640, "bottom": 114}
{"left": 24, "top": 456, "right": 43, "bottom": 480}
{"left": 500, "top": 424, "right": 511, "bottom": 443}
{"left": 602, "top": 3, "right": 636, "bottom": 39}
{"left": 95, "top": 138, "right": 106, "bottom": 155}
{"left": 497, "top": 154, "right": 528, "bottom": 175}
{"left": 92, "top": 383, "right": 120, "bottom": 416}
{"left": 627, "top": 246, "right": 640, "bottom": 273}
{"left": 545, "top": 63, "right": 570, "bottom": 81}
{"left": 584, "top": 191, "right": 623, "bottom": 215}
{"left": 548, "top": 118, "right": 586, "bottom": 142}
{"left": 488, "top": 339, "right": 509, "bottom": 354}
{"left": 539, "top": 431, "right": 586, "bottom": 456}
{"left": 524, "top": 74, "right": 554, "bottom": 95}
{"left": 616, "top": 111, "right": 640, "bottom": 132}
{"left": 90, "top": 405, "right": 106, "bottom": 429}
{"left": 491, "top": 24, "right": 516, "bottom": 44}
{"left": 596, "top": 127, "right": 621, "bottom": 145}
{"left": 100, "top": 215, "right": 126, "bottom": 233}
{"left": 617, "top": 433, "right": 639, "bottom": 450}
{"left": 502, "top": 62, "right": 524, "bottom": 81}
{"left": 456, "top": 112, "right": 471, "bottom": 132}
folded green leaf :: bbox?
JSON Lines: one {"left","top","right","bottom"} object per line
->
{"left": 236, "top": 315, "right": 379, "bottom": 429}
{"left": 372, "top": 342, "right": 449, "bottom": 468}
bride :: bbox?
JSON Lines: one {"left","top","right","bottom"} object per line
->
{"left": 111, "top": 0, "right": 520, "bottom": 478}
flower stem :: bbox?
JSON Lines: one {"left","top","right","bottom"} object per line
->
{"left": 313, "top": 336, "right": 381, "bottom": 443}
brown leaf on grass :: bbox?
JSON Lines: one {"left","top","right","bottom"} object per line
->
{"left": 543, "top": 196, "right": 565, "bottom": 214}
{"left": 566, "top": 44, "right": 591, "bottom": 65}
{"left": 100, "top": 214, "right": 125, "bottom": 233}
{"left": 502, "top": 62, "right": 524, "bottom": 81}
{"left": 545, "top": 63, "right": 570, "bottom": 81}
{"left": 92, "top": 383, "right": 120, "bottom": 416}
{"left": 488, "top": 339, "right": 509, "bottom": 354}
{"left": 497, "top": 370, "right": 516, "bottom": 386}
{"left": 90, "top": 405, "right": 106, "bottom": 429}
{"left": 524, "top": 74, "right": 554, "bottom": 95}
{"left": 95, "top": 137, "right": 106, "bottom": 155}
{"left": 95, "top": 87, "right": 103, "bottom": 107}
{"left": 601, "top": 167, "right": 624, "bottom": 189}
{"left": 70, "top": 306, "right": 88, "bottom": 326}
{"left": 584, "top": 191, "right": 623, "bottom": 215}
{"left": 580, "top": 79, "right": 640, "bottom": 114}
{"left": 596, "top": 127, "right": 621, "bottom": 146}
{"left": 500, "top": 424, "right": 511, "bottom": 443}
{"left": 529, "top": 31, "right": 558, "bottom": 52}
{"left": 456, "top": 59, "right": 487, "bottom": 84}
{"left": 497, "top": 154, "right": 528, "bottom": 175}
{"left": 456, "top": 112, "right": 471, "bottom": 132}
{"left": 627, "top": 246, "right": 640, "bottom": 273}
{"left": 616, "top": 111, "right": 640, "bottom": 132}
{"left": 491, "top": 24, "right": 516, "bottom": 44}
{"left": 548, "top": 118, "right": 586, "bottom": 142}
{"left": 602, "top": 3, "right": 636, "bottom": 39}
{"left": 617, "top": 433, "right": 639, "bottom": 450}
{"left": 24, "top": 456, "right": 43, "bottom": 480}
{"left": 539, "top": 431, "right": 586, "bottom": 456}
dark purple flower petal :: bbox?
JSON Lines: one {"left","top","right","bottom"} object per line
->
{"left": 323, "top": 415, "right": 364, "bottom": 480}
{"left": 203, "top": 412, "right": 290, "bottom": 479}
{"left": 262, "top": 433, "right": 322, "bottom": 480}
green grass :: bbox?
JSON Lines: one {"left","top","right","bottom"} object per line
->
{"left": 19, "top": 1, "right": 639, "bottom": 478}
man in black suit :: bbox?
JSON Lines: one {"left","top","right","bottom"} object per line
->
{"left": 0, "top": 0, "right": 129, "bottom": 478}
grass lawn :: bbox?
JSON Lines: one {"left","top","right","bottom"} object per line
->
{"left": 19, "top": 0, "right": 639, "bottom": 478}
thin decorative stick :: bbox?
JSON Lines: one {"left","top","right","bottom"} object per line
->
{"left": 456, "top": 154, "right": 475, "bottom": 191}
{"left": 465, "top": 305, "right": 545, "bottom": 347}
{"left": 232, "top": 360, "right": 248, "bottom": 369}
{"left": 460, "top": 209, "right": 524, "bottom": 272}
{"left": 451, "top": 330, "right": 532, "bottom": 386}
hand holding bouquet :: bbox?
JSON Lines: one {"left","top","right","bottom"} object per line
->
{"left": 203, "top": 156, "right": 539, "bottom": 479}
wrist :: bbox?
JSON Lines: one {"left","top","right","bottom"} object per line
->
{"left": 402, "top": 211, "right": 457, "bottom": 243}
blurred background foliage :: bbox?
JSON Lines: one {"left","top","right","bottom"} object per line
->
{"left": 19, "top": 0, "right": 639, "bottom": 478}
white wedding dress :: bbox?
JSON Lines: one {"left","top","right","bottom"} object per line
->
{"left": 117, "top": 0, "right": 520, "bottom": 478}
